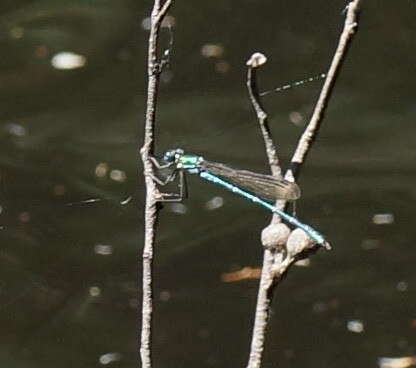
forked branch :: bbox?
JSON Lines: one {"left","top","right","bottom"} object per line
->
{"left": 246, "top": 1, "right": 362, "bottom": 367}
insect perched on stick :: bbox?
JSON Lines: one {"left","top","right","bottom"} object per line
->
{"left": 151, "top": 148, "right": 330, "bottom": 249}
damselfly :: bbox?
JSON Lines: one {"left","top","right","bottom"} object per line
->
{"left": 152, "top": 149, "right": 329, "bottom": 249}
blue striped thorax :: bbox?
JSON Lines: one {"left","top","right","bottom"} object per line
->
{"left": 163, "top": 149, "right": 203, "bottom": 173}
{"left": 177, "top": 154, "right": 203, "bottom": 172}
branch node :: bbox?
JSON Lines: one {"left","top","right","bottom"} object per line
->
{"left": 261, "top": 223, "right": 290, "bottom": 250}
{"left": 286, "top": 228, "right": 315, "bottom": 257}
{"left": 257, "top": 111, "right": 267, "bottom": 121}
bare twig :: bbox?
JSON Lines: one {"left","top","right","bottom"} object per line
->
{"left": 246, "top": 251, "right": 276, "bottom": 366}
{"left": 246, "top": 53, "right": 282, "bottom": 178}
{"left": 140, "top": 1, "right": 174, "bottom": 367}
{"left": 245, "top": 2, "right": 361, "bottom": 367}
{"left": 246, "top": 53, "right": 291, "bottom": 368}
{"left": 246, "top": 55, "right": 293, "bottom": 368}
{"left": 288, "top": 0, "right": 361, "bottom": 181}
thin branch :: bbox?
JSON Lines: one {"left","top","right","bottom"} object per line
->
{"left": 246, "top": 53, "right": 282, "bottom": 178}
{"left": 245, "top": 1, "right": 362, "bottom": 367}
{"left": 155, "top": 0, "right": 173, "bottom": 25}
{"left": 288, "top": 0, "right": 361, "bottom": 180}
{"left": 246, "top": 251, "right": 276, "bottom": 366}
{"left": 246, "top": 52, "right": 289, "bottom": 368}
{"left": 246, "top": 54, "right": 291, "bottom": 368}
{"left": 246, "top": 56, "right": 288, "bottom": 368}
{"left": 139, "top": 1, "right": 174, "bottom": 367}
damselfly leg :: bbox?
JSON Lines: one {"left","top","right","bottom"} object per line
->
{"left": 149, "top": 156, "right": 187, "bottom": 202}
{"left": 149, "top": 156, "right": 174, "bottom": 170}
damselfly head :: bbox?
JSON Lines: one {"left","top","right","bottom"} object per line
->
{"left": 163, "top": 148, "right": 184, "bottom": 163}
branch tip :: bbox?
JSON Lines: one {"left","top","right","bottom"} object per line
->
{"left": 246, "top": 52, "right": 267, "bottom": 68}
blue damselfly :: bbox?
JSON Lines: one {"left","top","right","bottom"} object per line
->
{"left": 152, "top": 149, "right": 329, "bottom": 249}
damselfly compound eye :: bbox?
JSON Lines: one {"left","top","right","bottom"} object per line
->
{"left": 163, "top": 150, "right": 175, "bottom": 162}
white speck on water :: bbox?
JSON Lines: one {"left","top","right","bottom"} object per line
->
{"left": 168, "top": 202, "right": 188, "bottom": 214}
{"left": 141, "top": 15, "right": 175, "bottom": 31}
{"left": 205, "top": 196, "right": 224, "bottom": 210}
{"left": 5, "top": 123, "right": 27, "bottom": 136}
{"left": 201, "top": 44, "right": 225, "bottom": 58}
{"left": 396, "top": 281, "right": 408, "bottom": 292}
{"left": 347, "top": 319, "right": 364, "bottom": 333}
{"left": 51, "top": 51, "right": 87, "bottom": 70}
{"left": 99, "top": 352, "right": 122, "bottom": 365}
{"left": 372, "top": 213, "right": 394, "bottom": 225}
{"left": 289, "top": 111, "right": 304, "bottom": 125}
{"left": 94, "top": 244, "right": 113, "bottom": 256}
{"left": 120, "top": 196, "right": 132, "bottom": 205}
{"left": 159, "top": 290, "right": 171, "bottom": 302}
{"left": 89, "top": 286, "right": 101, "bottom": 297}
{"left": 110, "top": 170, "right": 126, "bottom": 182}
{"left": 361, "top": 238, "right": 380, "bottom": 250}
{"left": 10, "top": 26, "right": 24, "bottom": 39}
{"left": 141, "top": 17, "right": 151, "bottom": 30}
{"left": 161, "top": 15, "right": 175, "bottom": 28}
{"left": 95, "top": 162, "right": 109, "bottom": 178}
{"left": 378, "top": 356, "right": 416, "bottom": 368}
{"left": 215, "top": 60, "right": 230, "bottom": 73}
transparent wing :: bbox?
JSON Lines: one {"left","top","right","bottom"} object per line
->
{"left": 202, "top": 160, "right": 300, "bottom": 202}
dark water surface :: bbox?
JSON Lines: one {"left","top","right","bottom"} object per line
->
{"left": 0, "top": 1, "right": 415, "bottom": 367}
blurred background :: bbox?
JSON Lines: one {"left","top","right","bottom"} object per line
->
{"left": 0, "top": 0, "right": 415, "bottom": 367}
